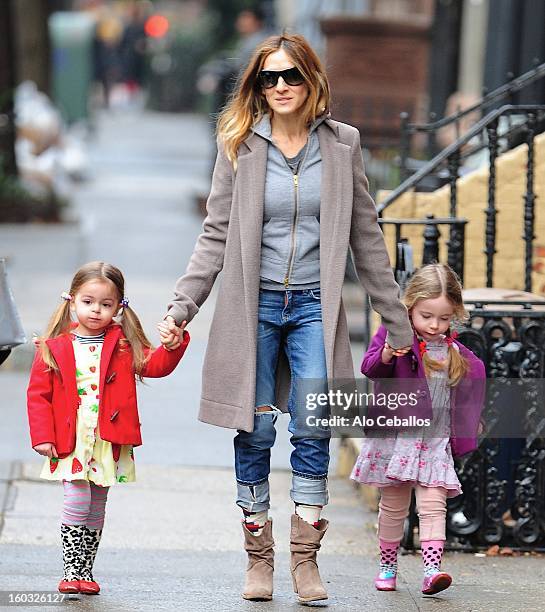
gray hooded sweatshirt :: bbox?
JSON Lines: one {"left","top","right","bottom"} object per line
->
{"left": 252, "top": 113, "right": 326, "bottom": 291}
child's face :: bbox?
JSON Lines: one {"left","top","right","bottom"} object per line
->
{"left": 410, "top": 295, "right": 454, "bottom": 342}
{"left": 71, "top": 279, "right": 120, "bottom": 335}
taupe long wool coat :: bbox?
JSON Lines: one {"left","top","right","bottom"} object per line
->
{"left": 167, "top": 117, "right": 413, "bottom": 432}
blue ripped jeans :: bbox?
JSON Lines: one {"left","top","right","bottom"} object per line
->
{"left": 233, "top": 288, "right": 331, "bottom": 512}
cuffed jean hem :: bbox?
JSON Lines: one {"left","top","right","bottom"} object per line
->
{"left": 236, "top": 479, "right": 271, "bottom": 513}
{"left": 290, "top": 473, "right": 329, "bottom": 507}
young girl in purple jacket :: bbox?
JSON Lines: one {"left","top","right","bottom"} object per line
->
{"left": 351, "top": 263, "right": 485, "bottom": 596}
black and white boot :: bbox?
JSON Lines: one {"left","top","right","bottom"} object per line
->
{"left": 79, "top": 526, "right": 102, "bottom": 594}
{"left": 59, "top": 524, "right": 85, "bottom": 593}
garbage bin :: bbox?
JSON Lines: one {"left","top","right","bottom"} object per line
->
{"left": 49, "top": 11, "right": 95, "bottom": 123}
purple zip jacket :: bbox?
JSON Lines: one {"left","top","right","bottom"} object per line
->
{"left": 361, "top": 324, "right": 486, "bottom": 457}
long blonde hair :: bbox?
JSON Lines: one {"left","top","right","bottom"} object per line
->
{"left": 39, "top": 261, "right": 152, "bottom": 379}
{"left": 404, "top": 263, "right": 469, "bottom": 386}
{"left": 217, "top": 33, "right": 331, "bottom": 167}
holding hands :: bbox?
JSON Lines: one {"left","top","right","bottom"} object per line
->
{"left": 158, "top": 316, "right": 187, "bottom": 351}
{"left": 381, "top": 342, "right": 411, "bottom": 364}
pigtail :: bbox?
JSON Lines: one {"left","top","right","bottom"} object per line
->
{"left": 421, "top": 347, "right": 468, "bottom": 386}
{"left": 448, "top": 348, "right": 470, "bottom": 387}
{"left": 421, "top": 328, "right": 470, "bottom": 387}
{"left": 39, "top": 300, "right": 72, "bottom": 370}
{"left": 421, "top": 351, "right": 446, "bottom": 377}
{"left": 447, "top": 350, "right": 470, "bottom": 388}
{"left": 119, "top": 305, "right": 153, "bottom": 381}
{"left": 445, "top": 327, "right": 469, "bottom": 386}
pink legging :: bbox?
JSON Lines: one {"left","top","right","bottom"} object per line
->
{"left": 378, "top": 484, "right": 447, "bottom": 542}
{"left": 62, "top": 480, "right": 109, "bottom": 530}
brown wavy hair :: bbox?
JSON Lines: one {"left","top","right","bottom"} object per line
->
{"left": 216, "top": 33, "right": 331, "bottom": 167}
{"left": 404, "top": 263, "right": 469, "bottom": 386}
{"left": 39, "top": 261, "right": 152, "bottom": 380}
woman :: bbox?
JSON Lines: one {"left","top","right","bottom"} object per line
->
{"left": 161, "top": 34, "right": 413, "bottom": 603}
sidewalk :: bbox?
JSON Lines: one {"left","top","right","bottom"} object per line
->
{"left": 1, "top": 459, "right": 545, "bottom": 611}
{"left": 1, "top": 109, "right": 544, "bottom": 611}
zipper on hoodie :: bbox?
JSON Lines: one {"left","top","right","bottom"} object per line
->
{"left": 283, "top": 142, "right": 310, "bottom": 288}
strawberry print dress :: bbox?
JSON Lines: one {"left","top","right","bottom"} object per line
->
{"left": 351, "top": 335, "right": 462, "bottom": 498}
{"left": 40, "top": 332, "right": 136, "bottom": 486}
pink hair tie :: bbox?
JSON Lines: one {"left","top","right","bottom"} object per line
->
{"left": 61, "top": 292, "right": 73, "bottom": 302}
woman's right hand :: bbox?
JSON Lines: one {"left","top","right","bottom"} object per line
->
{"left": 33, "top": 442, "right": 58, "bottom": 458}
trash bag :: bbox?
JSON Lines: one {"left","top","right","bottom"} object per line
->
{"left": 0, "top": 259, "right": 26, "bottom": 351}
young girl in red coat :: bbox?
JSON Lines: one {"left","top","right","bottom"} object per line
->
{"left": 351, "top": 263, "right": 485, "bottom": 596}
{"left": 27, "top": 261, "right": 189, "bottom": 595}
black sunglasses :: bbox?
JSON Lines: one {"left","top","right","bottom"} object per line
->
{"left": 258, "top": 67, "right": 305, "bottom": 89}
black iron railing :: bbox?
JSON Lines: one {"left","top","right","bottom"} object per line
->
{"left": 378, "top": 104, "right": 545, "bottom": 292}
{"left": 399, "top": 60, "right": 545, "bottom": 179}
{"left": 378, "top": 215, "right": 467, "bottom": 285}
{"left": 361, "top": 215, "right": 467, "bottom": 349}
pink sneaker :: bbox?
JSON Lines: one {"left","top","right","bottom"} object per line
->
{"left": 376, "top": 539, "right": 399, "bottom": 591}
{"left": 421, "top": 571, "right": 452, "bottom": 595}
{"left": 375, "top": 570, "right": 397, "bottom": 591}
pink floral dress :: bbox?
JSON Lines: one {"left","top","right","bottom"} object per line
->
{"left": 351, "top": 336, "right": 461, "bottom": 497}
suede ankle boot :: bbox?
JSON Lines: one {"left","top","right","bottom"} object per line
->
{"left": 290, "top": 513, "right": 329, "bottom": 603}
{"left": 242, "top": 519, "right": 274, "bottom": 601}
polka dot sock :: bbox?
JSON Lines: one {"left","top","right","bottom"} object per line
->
{"left": 379, "top": 538, "right": 399, "bottom": 578}
{"left": 421, "top": 539, "right": 445, "bottom": 577}
{"left": 242, "top": 509, "right": 268, "bottom": 536}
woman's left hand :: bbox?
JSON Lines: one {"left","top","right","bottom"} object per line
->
{"left": 390, "top": 345, "right": 412, "bottom": 357}
{"left": 157, "top": 318, "right": 185, "bottom": 351}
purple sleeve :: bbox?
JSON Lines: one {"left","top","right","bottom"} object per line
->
{"left": 451, "top": 345, "right": 487, "bottom": 457}
{"left": 361, "top": 324, "right": 396, "bottom": 379}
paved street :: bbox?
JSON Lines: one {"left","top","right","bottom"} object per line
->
{"left": 1, "top": 109, "right": 545, "bottom": 611}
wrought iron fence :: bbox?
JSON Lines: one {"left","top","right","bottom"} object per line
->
{"left": 379, "top": 104, "right": 545, "bottom": 293}
{"left": 398, "top": 60, "right": 545, "bottom": 180}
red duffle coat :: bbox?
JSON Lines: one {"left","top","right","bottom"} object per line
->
{"left": 27, "top": 324, "right": 189, "bottom": 457}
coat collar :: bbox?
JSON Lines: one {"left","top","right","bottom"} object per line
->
{"left": 46, "top": 323, "right": 122, "bottom": 349}
{"left": 243, "top": 113, "right": 337, "bottom": 152}
{"left": 46, "top": 324, "right": 124, "bottom": 389}
{"left": 250, "top": 112, "right": 330, "bottom": 144}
